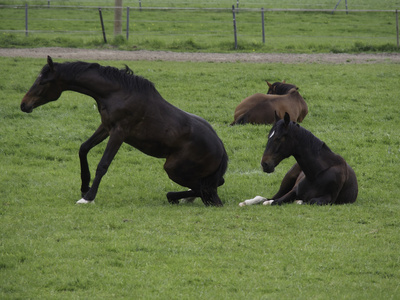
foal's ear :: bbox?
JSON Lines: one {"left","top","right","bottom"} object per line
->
{"left": 284, "top": 112, "right": 290, "bottom": 127}
{"left": 274, "top": 111, "right": 281, "bottom": 123}
{"left": 266, "top": 81, "right": 272, "bottom": 88}
{"left": 47, "top": 56, "right": 54, "bottom": 72}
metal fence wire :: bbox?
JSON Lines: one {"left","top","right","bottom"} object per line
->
{"left": 0, "top": 4, "right": 399, "bottom": 49}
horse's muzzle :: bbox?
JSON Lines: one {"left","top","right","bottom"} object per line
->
{"left": 20, "top": 102, "right": 33, "bottom": 113}
{"left": 261, "top": 161, "right": 275, "bottom": 173}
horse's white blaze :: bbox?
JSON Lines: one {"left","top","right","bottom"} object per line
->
{"left": 263, "top": 200, "right": 275, "bottom": 205}
{"left": 269, "top": 130, "right": 275, "bottom": 139}
{"left": 76, "top": 198, "right": 94, "bottom": 204}
{"left": 239, "top": 196, "right": 267, "bottom": 206}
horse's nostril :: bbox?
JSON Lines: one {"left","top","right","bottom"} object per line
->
{"left": 20, "top": 102, "right": 32, "bottom": 113}
{"left": 261, "top": 161, "right": 274, "bottom": 173}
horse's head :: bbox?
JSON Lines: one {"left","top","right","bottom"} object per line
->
{"left": 266, "top": 81, "right": 298, "bottom": 95}
{"left": 261, "top": 112, "right": 295, "bottom": 173}
{"left": 21, "top": 56, "right": 62, "bottom": 113}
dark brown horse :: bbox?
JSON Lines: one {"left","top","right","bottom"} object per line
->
{"left": 230, "top": 81, "right": 308, "bottom": 125}
{"left": 241, "top": 112, "right": 357, "bottom": 206}
{"left": 20, "top": 56, "right": 228, "bottom": 206}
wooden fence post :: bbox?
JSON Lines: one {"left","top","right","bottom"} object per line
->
{"left": 232, "top": 5, "right": 238, "bottom": 49}
{"left": 114, "top": 0, "right": 123, "bottom": 36}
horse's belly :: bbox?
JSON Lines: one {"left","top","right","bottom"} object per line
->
{"left": 124, "top": 139, "right": 169, "bottom": 158}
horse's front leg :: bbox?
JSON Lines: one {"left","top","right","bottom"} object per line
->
{"left": 79, "top": 124, "right": 109, "bottom": 197}
{"left": 77, "top": 130, "right": 123, "bottom": 204}
{"left": 264, "top": 190, "right": 297, "bottom": 206}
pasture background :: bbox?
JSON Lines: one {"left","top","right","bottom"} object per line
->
{"left": 1, "top": 56, "right": 399, "bottom": 298}
{"left": 1, "top": 0, "right": 399, "bottom": 53}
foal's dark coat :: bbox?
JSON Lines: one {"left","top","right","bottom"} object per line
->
{"left": 230, "top": 81, "right": 308, "bottom": 125}
{"left": 261, "top": 113, "right": 358, "bottom": 205}
{"left": 21, "top": 56, "right": 228, "bottom": 206}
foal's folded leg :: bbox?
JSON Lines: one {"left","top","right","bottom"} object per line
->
{"left": 239, "top": 196, "right": 268, "bottom": 207}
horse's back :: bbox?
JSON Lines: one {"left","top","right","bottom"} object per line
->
{"left": 231, "top": 90, "right": 308, "bottom": 125}
{"left": 231, "top": 94, "right": 276, "bottom": 125}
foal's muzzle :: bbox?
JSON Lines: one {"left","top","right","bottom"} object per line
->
{"left": 261, "top": 161, "right": 275, "bottom": 173}
{"left": 20, "top": 102, "right": 33, "bottom": 113}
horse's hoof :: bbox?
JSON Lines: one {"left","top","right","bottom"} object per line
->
{"left": 76, "top": 198, "right": 94, "bottom": 204}
{"left": 239, "top": 202, "right": 246, "bottom": 207}
{"left": 295, "top": 200, "right": 303, "bottom": 205}
{"left": 263, "top": 200, "right": 275, "bottom": 205}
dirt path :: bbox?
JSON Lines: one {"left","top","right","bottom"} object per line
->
{"left": 1, "top": 47, "right": 399, "bottom": 64}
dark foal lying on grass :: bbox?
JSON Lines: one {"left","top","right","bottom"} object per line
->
{"left": 239, "top": 112, "right": 358, "bottom": 206}
{"left": 230, "top": 81, "right": 308, "bottom": 125}
{"left": 20, "top": 56, "right": 228, "bottom": 206}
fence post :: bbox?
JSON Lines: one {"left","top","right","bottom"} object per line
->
{"left": 126, "top": 7, "right": 130, "bottom": 40}
{"left": 99, "top": 8, "right": 107, "bottom": 43}
{"left": 25, "top": 4, "right": 28, "bottom": 37}
{"left": 261, "top": 8, "right": 265, "bottom": 44}
{"left": 114, "top": 0, "right": 123, "bottom": 36}
{"left": 397, "top": 9, "right": 399, "bottom": 49}
{"left": 232, "top": 5, "right": 238, "bottom": 49}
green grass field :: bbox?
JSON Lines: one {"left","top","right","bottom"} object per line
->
{"left": 1, "top": 56, "right": 399, "bottom": 298}
{"left": 0, "top": 0, "right": 399, "bottom": 53}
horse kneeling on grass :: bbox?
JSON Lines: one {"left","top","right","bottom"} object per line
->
{"left": 239, "top": 112, "right": 358, "bottom": 206}
{"left": 21, "top": 56, "right": 228, "bottom": 207}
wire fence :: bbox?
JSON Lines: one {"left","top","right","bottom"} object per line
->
{"left": 0, "top": 4, "right": 399, "bottom": 50}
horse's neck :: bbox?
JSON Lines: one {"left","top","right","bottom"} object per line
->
{"left": 61, "top": 67, "right": 118, "bottom": 100}
{"left": 292, "top": 128, "right": 329, "bottom": 180}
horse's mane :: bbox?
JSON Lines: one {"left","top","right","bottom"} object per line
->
{"left": 55, "top": 61, "right": 156, "bottom": 93}
{"left": 290, "top": 122, "right": 329, "bottom": 154}
{"left": 271, "top": 82, "right": 298, "bottom": 95}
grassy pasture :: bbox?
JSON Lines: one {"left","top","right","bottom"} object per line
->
{"left": 0, "top": 1, "right": 398, "bottom": 53}
{"left": 1, "top": 57, "right": 400, "bottom": 298}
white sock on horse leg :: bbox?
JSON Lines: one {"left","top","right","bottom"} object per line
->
{"left": 239, "top": 196, "right": 267, "bottom": 206}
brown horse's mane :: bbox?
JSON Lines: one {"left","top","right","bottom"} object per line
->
{"left": 50, "top": 61, "right": 156, "bottom": 93}
{"left": 270, "top": 82, "right": 298, "bottom": 95}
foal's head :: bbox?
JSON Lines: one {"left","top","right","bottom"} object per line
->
{"left": 266, "top": 81, "right": 298, "bottom": 95}
{"left": 21, "top": 56, "right": 62, "bottom": 113}
{"left": 261, "top": 112, "right": 297, "bottom": 173}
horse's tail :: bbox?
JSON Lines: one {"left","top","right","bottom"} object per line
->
{"left": 216, "top": 147, "right": 228, "bottom": 186}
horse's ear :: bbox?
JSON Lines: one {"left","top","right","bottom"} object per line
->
{"left": 282, "top": 80, "right": 286, "bottom": 83}
{"left": 266, "top": 81, "right": 272, "bottom": 88}
{"left": 47, "top": 56, "right": 54, "bottom": 72}
{"left": 284, "top": 112, "right": 290, "bottom": 127}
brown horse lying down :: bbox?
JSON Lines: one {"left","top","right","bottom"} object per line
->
{"left": 239, "top": 112, "right": 358, "bottom": 206}
{"left": 230, "top": 81, "right": 308, "bottom": 125}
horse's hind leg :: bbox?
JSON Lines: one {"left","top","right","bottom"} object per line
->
{"left": 79, "top": 124, "right": 109, "bottom": 196}
{"left": 167, "top": 190, "right": 200, "bottom": 204}
{"left": 200, "top": 188, "right": 223, "bottom": 207}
